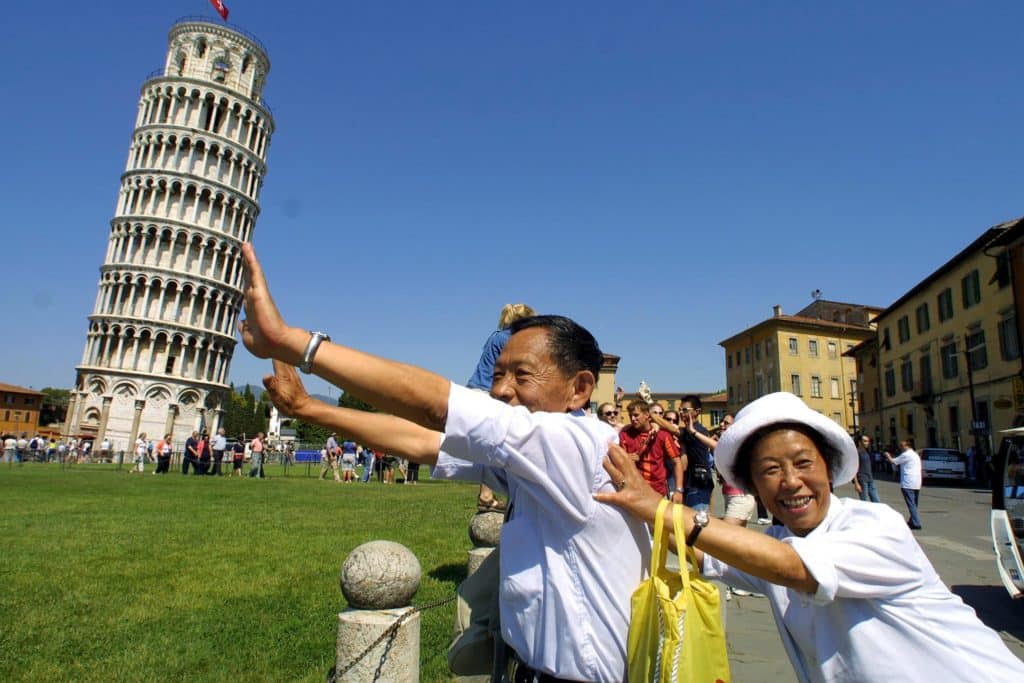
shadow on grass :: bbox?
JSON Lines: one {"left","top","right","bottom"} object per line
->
{"left": 951, "top": 584, "right": 1024, "bottom": 642}
{"left": 429, "top": 562, "right": 467, "bottom": 587}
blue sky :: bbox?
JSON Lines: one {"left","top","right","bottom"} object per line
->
{"left": 2, "top": 2, "right": 1022, "bottom": 400}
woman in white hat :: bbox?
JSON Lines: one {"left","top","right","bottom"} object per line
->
{"left": 596, "top": 391, "right": 1024, "bottom": 682}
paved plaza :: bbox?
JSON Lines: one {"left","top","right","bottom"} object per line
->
{"left": 722, "top": 477, "right": 1024, "bottom": 679}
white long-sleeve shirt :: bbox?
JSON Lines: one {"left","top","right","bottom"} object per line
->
{"left": 433, "top": 384, "right": 650, "bottom": 682}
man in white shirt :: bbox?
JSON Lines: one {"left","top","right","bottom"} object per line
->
{"left": 886, "top": 438, "right": 923, "bottom": 530}
{"left": 235, "top": 243, "right": 649, "bottom": 682}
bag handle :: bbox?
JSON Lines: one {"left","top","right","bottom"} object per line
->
{"left": 651, "top": 498, "right": 671, "bottom": 571}
{"left": 671, "top": 502, "right": 693, "bottom": 594}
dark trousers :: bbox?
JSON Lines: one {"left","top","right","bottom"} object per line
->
{"left": 406, "top": 462, "right": 420, "bottom": 482}
{"left": 182, "top": 455, "right": 194, "bottom": 475}
{"left": 156, "top": 456, "right": 170, "bottom": 474}
{"left": 197, "top": 456, "right": 210, "bottom": 475}
{"left": 211, "top": 450, "right": 224, "bottom": 475}
{"left": 902, "top": 487, "right": 922, "bottom": 528}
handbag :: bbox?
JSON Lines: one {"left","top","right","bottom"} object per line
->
{"left": 627, "top": 499, "right": 731, "bottom": 683}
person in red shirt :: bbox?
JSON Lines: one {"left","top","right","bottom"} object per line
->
{"left": 618, "top": 400, "right": 683, "bottom": 501}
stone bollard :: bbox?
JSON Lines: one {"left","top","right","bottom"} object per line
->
{"left": 466, "top": 510, "right": 503, "bottom": 575}
{"left": 336, "top": 540, "right": 422, "bottom": 682}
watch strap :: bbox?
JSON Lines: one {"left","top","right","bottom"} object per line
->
{"left": 685, "top": 511, "right": 707, "bottom": 547}
{"left": 299, "top": 331, "right": 330, "bottom": 374}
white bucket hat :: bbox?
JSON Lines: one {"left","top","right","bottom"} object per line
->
{"left": 714, "top": 392, "right": 858, "bottom": 494}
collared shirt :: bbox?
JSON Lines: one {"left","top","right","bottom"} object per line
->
{"left": 891, "top": 448, "right": 922, "bottom": 489}
{"left": 326, "top": 436, "right": 339, "bottom": 453}
{"left": 432, "top": 384, "right": 650, "bottom": 682}
{"left": 213, "top": 434, "right": 227, "bottom": 451}
{"left": 703, "top": 495, "right": 1024, "bottom": 682}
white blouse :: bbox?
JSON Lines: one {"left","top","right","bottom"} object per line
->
{"left": 703, "top": 495, "right": 1024, "bottom": 682}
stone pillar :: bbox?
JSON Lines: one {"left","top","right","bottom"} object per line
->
{"left": 63, "top": 392, "right": 80, "bottom": 438}
{"left": 96, "top": 396, "right": 113, "bottom": 444}
{"left": 128, "top": 399, "right": 146, "bottom": 447}
{"left": 336, "top": 541, "right": 422, "bottom": 682}
{"left": 467, "top": 511, "right": 503, "bottom": 575}
{"left": 164, "top": 404, "right": 178, "bottom": 439}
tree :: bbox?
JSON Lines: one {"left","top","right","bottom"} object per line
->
{"left": 39, "top": 387, "right": 71, "bottom": 426}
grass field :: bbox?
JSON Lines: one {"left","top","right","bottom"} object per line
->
{"left": 0, "top": 463, "right": 480, "bottom": 682}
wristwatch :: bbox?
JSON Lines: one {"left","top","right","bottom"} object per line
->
{"left": 686, "top": 509, "right": 710, "bottom": 547}
{"left": 299, "top": 331, "right": 331, "bottom": 374}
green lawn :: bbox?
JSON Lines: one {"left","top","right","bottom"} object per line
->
{"left": 0, "top": 463, "right": 479, "bottom": 682}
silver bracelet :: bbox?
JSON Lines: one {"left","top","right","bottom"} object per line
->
{"left": 299, "top": 331, "right": 330, "bottom": 374}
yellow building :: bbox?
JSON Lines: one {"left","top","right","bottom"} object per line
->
{"left": 590, "top": 353, "right": 621, "bottom": 411}
{"left": 720, "top": 300, "right": 880, "bottom": 432}
{"left": 851, "top": 217, "right": 1024, "bottom": 453}
{"left": 0, "top": 383, "right": 43, "bottom": 436}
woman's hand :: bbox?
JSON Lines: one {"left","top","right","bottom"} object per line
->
{"left": 263, "top": 360, "right": 314, "bottom": 419}
{"left": 593, "top": 442, "right": 665, "bottom": 524}
{"left": 239, "top": 243, "right": 299, "bottom": 361}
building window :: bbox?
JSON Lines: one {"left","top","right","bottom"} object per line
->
{"left": 746, "top": 381, "right": 751, "bottom": 401}
{"left": 709, "top": 410, "right": 724, "bottom": 426}
{"left": 949, "top": 405, "right": 960, "bottom": 434}
{"left": 897, "top": 316, "right": 911, "bottom": 343}
{"left": 961, "top": 269, "right": 981, "bottom": 309}
{"left": 788, "top": 337, "right": 799, "bottom": 355}
{"left": 728, "top": 386, "right": 733, "bottom": 402}
{"left": 766, "top": 339, "right": 773, "bottom": 353}
{"left": 832, "top": 411, "right": 842, "bottom": 424}
{"left": 915, "top": 303, "right": 930, "bottom": 334}
{"left": 754, "top": 343, "right": 761, "bottom": 361}
{"left": 884, "top": 367, "right": 896, "bottom": 397}
{"left": 830, "top": 377, "right": 841, "bottom": 399}
{"left": 850, "top": 378, "right": 857, "bottom": 398}
{"left": 882, "top": 327, "right": 892, "bottom": 350}
{"left": 768, "top": 375, "right": 776, "bottom": 392}
{"left": 3, "top": 410, "right": 8, "bottom": 420}
{"left": 999, "top": 315, "right": 1020, "bottom": 361}
{"left": 906, "top": 411, "right": 915, "bottom": 435}
{"left": 165, "top": 356, "right": 176, "bottom": 374}
{"left": 791, "top": 374, "right": 802, "bottom": 396}
{"left": 941, "top": 342, "right": 959, "bottom": 379}
{"left": 937, "top": 288, "right": 954, "bottom": 322}
{"left": 995, "top": 251, "right": 1011, "bottom": 289}
{"left": 966, "top": 329, "right": 988, "bottom": 370}
{"left": 919, "top": 354, "right": 932, "bottom": 394}
{"left": 900, "top": 360, "right": 913, "bottom": 392}
{"left": 827, "top": 341, "right": 837, "bottom": 359}
{"left": 25, "top": 398, "right": 35, "bottom": 406}
{"left": 809, "top": 339, "right": 819, "bottom": 357}
{"left": 745, "top": 347, "right": 751, "bottom": 364}
{"left": 755, "top": 376, "right": 764, "bottom": 397}
{"left": 810, "top": 375, "right": 822, "bottom": 398}
{"left": 736, "top": 351, "right": 741, "bottom": 366}
{"left": 727, "top": 354, "right": 732, "bottom": 369}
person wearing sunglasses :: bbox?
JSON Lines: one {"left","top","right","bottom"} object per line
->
{"left": 597, "top": 402, "right": 619, "bottom": 427}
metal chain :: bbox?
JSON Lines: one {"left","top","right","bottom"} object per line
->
{"left": 327, "top": 593, "right": 457, "bottom": 683}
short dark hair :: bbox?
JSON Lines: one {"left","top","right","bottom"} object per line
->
{"left": 627, "top": 399, "right": 650, "bottom": 414}
{"left": 681, "top": 394, "right": 702, "bottom": 410}
{"left": 508, "top": 315, "right": 603, "bottom": 379}
{"left": 733, "top": 422, "right": 841, "bottom": 493}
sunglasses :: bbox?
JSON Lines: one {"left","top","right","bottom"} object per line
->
{"left": 602, "top": 411, "right": 618, "bottom": 416}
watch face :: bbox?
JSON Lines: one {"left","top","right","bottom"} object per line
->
{"left": 695, "top": 510, "right": 710, "bottom": 526}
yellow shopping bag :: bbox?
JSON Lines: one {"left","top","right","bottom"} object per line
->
{"left": 627, "top": 499, "right": 730, "bottom": 683}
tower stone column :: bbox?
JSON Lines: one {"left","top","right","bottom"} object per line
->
{"left": 71, "top": 18, "right": 274, "bottom": 447}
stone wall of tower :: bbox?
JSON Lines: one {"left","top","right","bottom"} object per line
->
{"left": 67, "top": 19, "right": 274, "bottom": 451}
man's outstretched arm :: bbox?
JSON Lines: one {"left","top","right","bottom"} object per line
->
{"left": 264, "top": 361, "right": 441, "bottom": 464}
{"left": 239, "top": 243, "right": 451, "bottom": 431}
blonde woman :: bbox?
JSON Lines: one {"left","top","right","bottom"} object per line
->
{"left": 466, "top": 302, "right": 536, "bottom": 511}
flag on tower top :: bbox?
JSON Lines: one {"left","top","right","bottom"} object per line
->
{"left": 209, "top": 0, "right": 229, "bottom": 21}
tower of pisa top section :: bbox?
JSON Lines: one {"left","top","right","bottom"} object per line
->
{"left": 161, "top": 19, "right": 271, "bottom": 105}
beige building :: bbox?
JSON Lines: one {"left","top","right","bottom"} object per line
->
{"left": 850, "top": 217, "right": 1024, "bottom": 453}
{"left": 590, "top": 353, "right": 621, "bottom": 410}
{"left": 720, "top": 300, "right": 880, "bottom": 432}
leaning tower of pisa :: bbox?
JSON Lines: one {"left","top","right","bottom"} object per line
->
{"left": 65, "top": 18, "right": 274, "bottom": 452}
